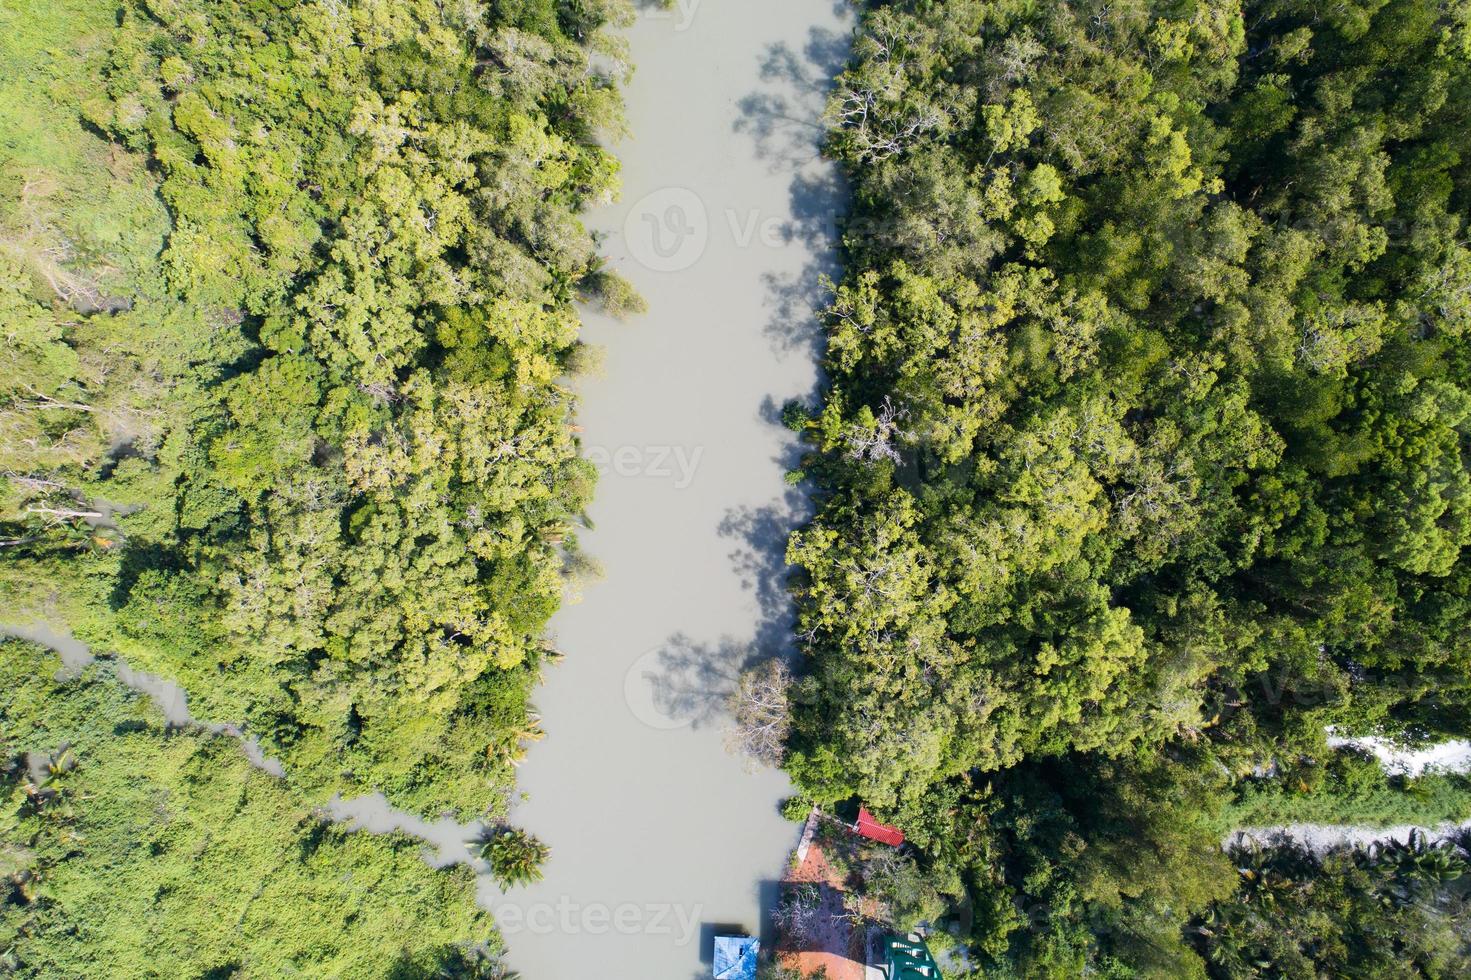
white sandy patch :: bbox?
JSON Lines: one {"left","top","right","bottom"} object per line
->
{"left": 1227, "top": 820, "right": 1471, "bottom": 853}
{"left": 1327, "top": 727, "right": 1471, "bottom": 776}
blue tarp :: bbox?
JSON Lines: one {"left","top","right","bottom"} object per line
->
{"left": 713, "top": 935, "right": 759, "bottom": 980}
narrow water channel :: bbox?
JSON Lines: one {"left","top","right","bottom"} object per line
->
{"left": 0, "top": 622, "right": 285, "bottom": 776}
{"left": 503, "top": 2, "right": 852, "bottom": 976}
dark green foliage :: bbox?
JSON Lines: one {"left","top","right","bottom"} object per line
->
{"left": 1, "top": 0, "right": 631, "bottom": 971}
{"left": 1196, "top": 835, "right": 1471, "bottom": 977}
{"left": 787, "top": 0, "right": 1471, "bottom": 973}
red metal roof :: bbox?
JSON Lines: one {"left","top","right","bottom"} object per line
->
{"left": 855, "top": 807, "right": 905, "bottom": 847}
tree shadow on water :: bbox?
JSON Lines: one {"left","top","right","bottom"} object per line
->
{"left": 734, "top": 26, "right": 854, "bottom": 173}
{"left": 761, "top": 166, "right": 848, "bottom": 360}
{"left": 735, "top": 26, "right": 853, "bottom": 358}
{"left": 642, "top": 632, "right": 760, "bottom": 729}
{"left": 718, "top": 485, "right": 811, "bottom": 658}
{"left": 635, "top": 479, "right": 813, "bottom": 733}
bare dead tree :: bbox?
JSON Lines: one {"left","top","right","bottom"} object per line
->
{"left": 827, "top": 17, "right": 946, "bottom": 163}
{"left": 771, "top": 882, "right": 824, "bottom": 945}
{"left": 726, "top": 659, "right": 793, "bottom": 769}
{"left": 358, "top": 380, "right": 400, "bottom": 404}
{"left": 845, "top": 395, "right": 908, "bottom": 464}
{"left": 2, "top": 474, "right": 67, "bottom": 494}
{"left": 24, "top": 505, "right": 103, "bottom": 522}
{"left": 832, "top": 88, "right": 944, "bottom": 162}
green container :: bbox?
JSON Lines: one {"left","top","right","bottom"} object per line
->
{"left": 884, "top": 934, "right": 942, "bottom": 979}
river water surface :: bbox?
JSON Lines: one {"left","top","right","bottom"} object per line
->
{"left": 503, "top": 2, "right": 852, "bottom": 976}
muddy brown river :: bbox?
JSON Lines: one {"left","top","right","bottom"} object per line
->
{"left": 502, "top": 2, "right": 852, "bottom": 976}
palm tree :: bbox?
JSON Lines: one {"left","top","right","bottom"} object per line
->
{"left": 1373, "top": 832, "right": 1466, "bottom": 909}
{"left": 46, "top": 747, "right": 76, "bottom": 778}
{"left": 1233, "top": 844, "right": 1301, "bottom": 910}
{"left": 486, "top": 710, "right": 545, "bottom": 769}
{"left": 479, "top": 827, "right": 549, "bottom": 889}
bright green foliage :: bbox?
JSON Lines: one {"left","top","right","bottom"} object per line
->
{"left": 788, "top": 0, "right": 1471, "bottom": 973}
{"left": 0, "top": 641, "right": 496, "bottom": 978}
{"left": 2, "top": 0, "right": 630, "bottom": 969}
{"left": 1217, "top": 749, "right": 1471, "bottom": 831}
{"left": 1, "top": 0, "right": 634, "bottom": 819}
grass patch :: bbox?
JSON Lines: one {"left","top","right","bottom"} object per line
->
{"left": 1216, "top": 748, "right": 1471, "bottom": 831}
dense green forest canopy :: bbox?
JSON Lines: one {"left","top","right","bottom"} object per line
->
{"left": 784, "top": 0, "right": 1471, "bottom": 973}
{"left": 7, "top": 0, "right": 1471, "bottom": 974}
{"left": 2, "top": 0, "right": 634, "bottom": 973}
{"left": 1, "top": 0, "right": 636, "bottom": 818}
{"left": 1199, "top": 832, "right": 1471, "bottom": 977}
